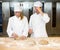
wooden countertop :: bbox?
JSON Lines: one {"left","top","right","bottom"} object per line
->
{"left": 0, "top": 37, "right": 60, "bottom": 50}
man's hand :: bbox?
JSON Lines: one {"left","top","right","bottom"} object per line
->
{"left": 20, "top": 36, "right": 27, "bottom": 40}
{"left": 37, "top": 7, "right": 44, "bottom": 16}
{"left": 29, "top": 29, "right": 33, "bottom": 34}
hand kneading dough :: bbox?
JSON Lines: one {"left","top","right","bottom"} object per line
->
{"left": 14, "top": 37, "right": 27, "bottom": 40}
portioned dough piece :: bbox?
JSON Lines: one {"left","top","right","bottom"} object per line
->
{"left": 25, "top": 38, "right": 36, "bottom": 46}
{"left": 39, "top": 40, "right": 49, "bottom": 45}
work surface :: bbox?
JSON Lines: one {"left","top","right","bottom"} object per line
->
{"left": 0, "top": 37, "right": 60, "bottom": 50}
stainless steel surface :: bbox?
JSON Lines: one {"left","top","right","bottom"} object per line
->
{"left": 9, "top": 2, "right": 33, "bottom": 19}
{"left": 44, "top": 2, "right": 52, "bottom": 35}
{"left": 56, "top": 2, "right": 60, "bottom": 34}
{"left": 44, "top": 2, "right": 60, "bottom": 35}
{"left": 2, "top": 2, "right": 10, "bottom": 35}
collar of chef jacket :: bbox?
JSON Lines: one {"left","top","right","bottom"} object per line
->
{"left": 15, "top": 15, "right": 21, "bottom": 20}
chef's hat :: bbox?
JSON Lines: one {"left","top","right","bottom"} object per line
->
{"left": 14, "top": 3, "right": 22, "bottom": 12}
{"left": 34, "top": 1, "right": 43, "bottom": 7}
{"left": 14, "top": 6, "right": 22, "bottom": 12}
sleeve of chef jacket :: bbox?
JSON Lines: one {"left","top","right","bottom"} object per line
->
{"left": 42, "top": 13, "right": 50, "bottom": 23}
{"left": 22, "top": 17, "right": 28, "bottom": 37}
{"left": 29, "top": 15, "right": 33, "bottom": 29}
{"left": 7, "top": 18, "right": 13, "bottom": 37}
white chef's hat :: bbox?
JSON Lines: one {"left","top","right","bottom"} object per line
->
{"left": 14, "top": 7, "right": 22, "bottom": 12}
{"left": 34, "top": 1, "right": 43, "bottom": 7}
{"left": 14, "top": 3, "right": 22, "bottom": 12}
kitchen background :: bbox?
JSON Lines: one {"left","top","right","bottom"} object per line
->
{"left": 0, "top": 0, "right": 60, "bottom": 37}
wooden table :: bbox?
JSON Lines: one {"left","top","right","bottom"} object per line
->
{"left": 0, "top": 37, "right": 60, "bottom": 50}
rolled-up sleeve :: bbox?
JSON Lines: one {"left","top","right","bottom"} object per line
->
{"left": 42, "top": 14, "right": 50, "bottom": 23}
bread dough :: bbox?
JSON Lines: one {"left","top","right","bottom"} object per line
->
{"left": 25, "top": 38, "right": 36, "bottom": 46}
{"left": 39, "top": 40, "right": 49, "bottom": 45}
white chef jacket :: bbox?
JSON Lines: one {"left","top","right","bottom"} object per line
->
{"left": 7, "top": 16, "right": 28, "bottom": 37}
{"left": 29, "top": 13, "right": 50, "bottom": 38}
